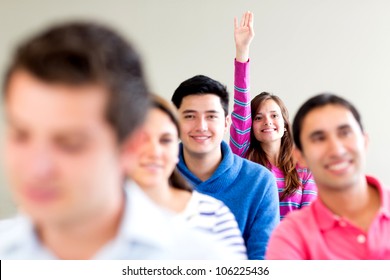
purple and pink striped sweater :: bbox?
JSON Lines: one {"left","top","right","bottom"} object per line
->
{"left": 229, "top": 59, "right": 317, "bottom": 219}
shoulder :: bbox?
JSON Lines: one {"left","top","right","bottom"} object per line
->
{"left": 270, "top": 206, "right": 313, "bottom": 241}
{"left": 191, "top": 191, "right": 230, "bottom": 214}
{"left": 186, "top": 193, "right": 238, "bottom": 234}
{"left": 235, "top": 154, "right": 269, "bottom": 172}
{"left": 0, "top": 216, "right": 35, "bottom": 258}
{"left": 295, "top": 164, "right": 316, "bottom": 183}
{"left": 295, "top": 163, "right": 309, "bottom": 173}
{"left": 367, "top": 175, "right": 390, "bottom": 212}
{"left": 170, "top": 225, "right": 243, "bottom": 260}
{"left": 295, "top": 163, "right": 312, "bottom": 177}
{"left": 266, "top": 207, "right": 312, "bottom": 260}
{"left": 0, "top": 216, "right": 28, "bottom": 241}
{"left": 192, "top": 191, "right": 224, "bottom": 205}
{"left": 236, "top": 156, "right": 274, "bottom": 180}
{"left": 281, "top": 205, "right": 313, "bottom": 225}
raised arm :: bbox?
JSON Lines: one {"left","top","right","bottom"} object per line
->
{"left": 230, "top": 12, "right": 255, "bottom": 157}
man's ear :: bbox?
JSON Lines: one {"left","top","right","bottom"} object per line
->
{"left": 120, "top": 127, "right": 145, "bottom": 174}
{"left": 224, "top": 114, "right": 230, "bottom": 133}
{"left": 293, "top": 146, "right": 308, "bottom": 168}
{"left": 363, "top": 131, "right": 369, "bottom": 152}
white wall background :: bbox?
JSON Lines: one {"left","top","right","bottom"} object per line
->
{"left": 1, "top": 0, "right": 390, "bottom": 218}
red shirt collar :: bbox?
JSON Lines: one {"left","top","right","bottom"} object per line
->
{"left": 313, "top": 175, "right": 390, "bottom": 231}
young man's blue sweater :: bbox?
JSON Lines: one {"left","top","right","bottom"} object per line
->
{"left": 177, "top": 141, "right": 280, "bottom": 259}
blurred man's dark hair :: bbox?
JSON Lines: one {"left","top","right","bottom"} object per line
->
{"left": 3, "top": 21, "right": 150, "bottom": 143}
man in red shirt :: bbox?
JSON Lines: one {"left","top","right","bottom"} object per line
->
{"left": 266, "top": 93, "right": 390, "bottom": 259}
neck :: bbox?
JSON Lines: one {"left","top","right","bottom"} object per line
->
{"left": 260, "top": 141, "right": 280, "bottom": 166}
{"left": 38, "top": 193, "right": 124, "bottom": 259}
{"left": 140, "top": 182, "right": 191, "bottom": 213}
{"left": 319, "top": 176, "right": 380, "bottom": 231}
{"left": 183, "top": 147, "right": 222, "bottom": 182}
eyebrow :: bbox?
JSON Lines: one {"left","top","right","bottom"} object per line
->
{"left": 5, "top": 116, "right": 30, "bottom": 131}
{"left": 54, "top": 131, "right": 92, "bottom": 140}
{"left": 256, "top": 110, "right": 278, "bottom": 114}
{"left": 308, "top": 124, "right": 352, "bottom": 138}
{"left": 161, "top": 132, "right": 176, "bottom": 137}
{"left": 7, "top": 117, "right": 93, "bottom": 138}
{"left": 5, "top": 114, "right": 19, "bottom": 126}
{"left": 182, "top": 109, "right": 221, "bottom": 114}
{"left": 338, "top": 124, "right": 352, "bottom": 131}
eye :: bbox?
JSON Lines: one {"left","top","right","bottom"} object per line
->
{"left": 339, "top": 128, "right": 352, "bottom": 138}
{"left": 9, "top": 129, "right": 29, "bottom": 144}
{"left": 311, "top": 134, "right": 325, "bottom": 143}
{"left": 207, "top": 115, "right": 218, "bottom": 120}
{"left": 254, "top": 115, "right": 262, "bottom": 121}
{"left": 58, "top": 142, "right": 86, "bottom": 153}
{"left": 183, "top": 115, "right": 195, "bottom": 119}
{"left": 56, "top": 137, "right": 88, "bottom": 154}
{"left": 271, "top": 114, "right": 279, "bottom": 119}
{"left": 160, "top": 137, "right": 174, "bottom": 144}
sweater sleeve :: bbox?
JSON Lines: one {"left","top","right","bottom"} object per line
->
{"left": 299, "top": 167, "right": 318, "bottom": 207}
{"left": 229, "top": 59, "right": 252, "bottom": 157}
{"left": 245, "top": 169, "right": 280, "bottom": 259}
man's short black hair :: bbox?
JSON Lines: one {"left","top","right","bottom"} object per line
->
{"left": 3, "top": 21, "right": 150, "bottom": 143}
{"left": 171, "top": 75, "right": 229, "bottom": 116}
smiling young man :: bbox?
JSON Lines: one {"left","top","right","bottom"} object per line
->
{"left": 171, "top": 75, "right": 280, "bottom": 260}
{"left": 266, "top": 93, "right": 390, "bottom": 259}
{"left": 0, "top": 22, "right": 232, "bottom": 260}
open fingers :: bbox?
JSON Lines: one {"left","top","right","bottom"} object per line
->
{"left": 244, "top": 11, "right": 250, "bottom": 27}
{"left": 240, "top": 12, "right": 246, "bottom": 27}
{"left": 244, "top": 11, "right": 254, "bottom": 27}
{"left": 248, "top": 11, "right": 253, "bottom": 29}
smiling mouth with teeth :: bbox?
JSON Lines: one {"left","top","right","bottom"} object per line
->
{"left": 144, "top": 163, "right": 161, "bottom": 167}
{"left": 327, "top": 161, "right": 351, "bottom": 171}
{"left": 192, "top": 136, "right": 210, "bottom": 139}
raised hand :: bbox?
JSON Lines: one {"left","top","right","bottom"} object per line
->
{"left": 234, "top": 11, "right": 254, "bottom": 62}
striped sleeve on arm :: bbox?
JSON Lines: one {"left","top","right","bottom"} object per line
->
{"left": 230, "top": 59, "right": 252, "bottom": 157}
{"left": 298, "top": 167, "right": 318, "bottom": 207}
{"left": 193, "top": 194, "right": 248, "bottom": 259}
{"left": 213, "top": 203, "right": 247, "bottom": 258}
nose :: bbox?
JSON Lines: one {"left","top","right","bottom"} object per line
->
{"left": 145, "top": 139, "right": 162, "bottom": 158}
{"left": 27, "top": 147, "right": 56, "bottom": 179}
{"left": 327, "top": 135, "right": 347, "bottom": 157}
{"left": 264, "top": 116, "right": 272, "bottom": 126}
{"left": 195, "top": 117, "right": 208, "bottom": 131}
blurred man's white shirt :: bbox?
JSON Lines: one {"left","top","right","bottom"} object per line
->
{"left": 0, "top": 181, "right": 238, "bottom": 259}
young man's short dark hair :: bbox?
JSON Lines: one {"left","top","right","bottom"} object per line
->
{"left": 3, "top": 21, "right": 150, "bottom": 143}
{"left": 171, "top": 75, "right": 229, "bottom": 116}
{"left": 292, "top": 93, "right": 364, "bottom": 151}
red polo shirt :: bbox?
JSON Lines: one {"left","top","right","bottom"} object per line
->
{"left": 266, "top": 176, "right": 390, "bottom": 259}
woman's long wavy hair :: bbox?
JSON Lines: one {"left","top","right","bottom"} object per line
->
{"left": 245, "top": 92, "right": 300, "bottom": 200}
{"left": 151, "top": 94, "right": 192, "bottom": 193}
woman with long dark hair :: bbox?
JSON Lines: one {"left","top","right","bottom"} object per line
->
{"left": 230, "top": 12, "right": 317, "bottom": 219}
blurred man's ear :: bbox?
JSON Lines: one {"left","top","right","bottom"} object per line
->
{"left": 293, "top": 146, "right": 308, "bottom": 168}
{"left": 363, "top": 131, "right": 369, "bottom": 152}
{"left": 120, "top": 127, "right": 145, "bottom": 174}
{"left": 224, "top": 115, "right": 230, "bottom": 134}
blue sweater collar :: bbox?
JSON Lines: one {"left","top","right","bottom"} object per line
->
{"left": 178, "top": 141, "right": 242, "bottom": 192}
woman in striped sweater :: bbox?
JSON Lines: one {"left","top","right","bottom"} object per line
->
{"left": 230, "top": 12, "right": 317, "bottom": 220}
{"left": 127, "top": 94, "right": 247, "bottom": 259}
